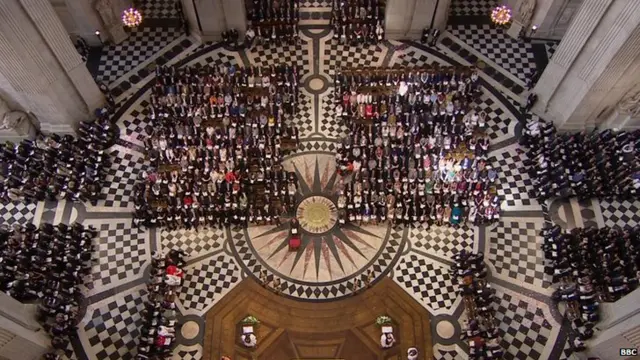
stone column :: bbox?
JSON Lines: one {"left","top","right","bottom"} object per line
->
{"left": 0, "top": 0, "right": 104, "bottom": 136}
{"left": 95, "top": 0, "right": 128, "bottom": 44}
{"left": 531, "top": 0, "right": 640, "bottom": 130}
{"left": 581, "top": 288, "right": 640, "bottom": 359}
{"left": 385, "top": 0, "right": 451, "bottom": 40}
{"left": 183, "top": 0, "right": 246, "bottom": 42}
{"left": 0, "top": 293, "right": 50, "bottom": 360}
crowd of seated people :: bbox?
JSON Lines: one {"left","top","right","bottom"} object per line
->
{"left": 136, "top": 250, "right": 185, "bottom": 360}
{"left": 331, "top": 0, "right": 386, "bottom": 45}
{"left": 521, "top": 117, "right": 639, "bottom": 200}
{"left": 0, "top": 127, "right": 111, "bottom": 205}
{"left": 0, "top": 223, "right": 95, "bottom": 360}
{"left": 245, "top": 0, "right": 300, "bottom": 48}
{"left": 451, "top": 250, "right": 504, "bottom": 359}
{"left": 132, "top": 64, "right": 301, "bottom": 231}
{"left": 542, "top": 224, "right": 640, "bottom": 354}
{"left": 334, "top": 66, "right": 500, "bottom": 227}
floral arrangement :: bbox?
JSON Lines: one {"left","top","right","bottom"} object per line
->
{"left": 375, "top": 315, "right": 393, "bottom": 327}
{"left": 241, "top": 315, "right": 260, "bottom": 326}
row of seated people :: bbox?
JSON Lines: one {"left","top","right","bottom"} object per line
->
{"left": 335, "top": 111, "right": 500, "bottom": 227}
{"left": 247, "top": 0, "right": 299, "bottom": 25}
{"left": 331, "top": 0, "right": 385, "bottom": 45}
{"left": 336, "top": 189, "right": 500, "bottom": 227}
{"left": 0, "top": 129, "right": 111, "bottom": 205}
{"left": 136, "top": 250, "right": 186, "bottom": 359}
{"left": 245, "top": 24, "right": 301, "bottom": 48}
{"left": 451, "top": 251, "right": 504, "bottom": 359}
{"left": 521, "top": 117, "right": 639, "bottom": 200}
{"left": 133, "top": 180, "right": 295, "bottom": 230}
{"left": 335, "top": 67, "right": 482, "bottom": 103}
{"left": 0, "top": 223, "right": 96, "bottom": 360}
{"left": 543, "top": 224, "right": 640, "bottom": 354}
{"left": 152, "top": 64, "right": 300, "bottom": 105}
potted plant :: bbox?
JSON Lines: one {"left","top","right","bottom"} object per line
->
{"left": 241, "top": 315, "right": 260, "bottom": 326}
{"left": 375, "top": 315, "right": 393, "bottom": 327}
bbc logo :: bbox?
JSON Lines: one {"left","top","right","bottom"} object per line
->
{"left": 620, "top": 348, "right": 639, "bottom": 356}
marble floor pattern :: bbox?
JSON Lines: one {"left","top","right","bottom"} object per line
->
{"left": 3, "top": 25, "right": 639, "bottom": 360}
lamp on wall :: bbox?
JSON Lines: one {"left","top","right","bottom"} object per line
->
{"left": 490, "top": 5, "right": 512, "bottom": 26}
{"left": 122, "top": 7, "right": 143, "bottom": 27}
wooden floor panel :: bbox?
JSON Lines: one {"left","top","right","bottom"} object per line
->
{"left": 202, "top": 277, "right": 432, "bottom": 360}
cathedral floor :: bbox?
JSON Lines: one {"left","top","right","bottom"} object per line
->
{"left": 4, "top": 7, "right": 639, "bottom": 359}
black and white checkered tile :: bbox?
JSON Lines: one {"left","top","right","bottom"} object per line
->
{"left": 161, "top": 227, "right": 225, "bottom": 258}
{"left": 189, "top": 49, "right": 239, "bottom": 69}
{"left": 250, "top": 43, "right": 311, "bottom": 75}
{"left": 495, "top": 289, "right": 553, "bottom": 360}
{"left": 288, "top": 140, "right": 339, "bottom": 155}
{"left": 434, "top": 348, "right": 460, "bottom": 360}
{"left": 392, "top": 49, "right": 436, "bottom": 68}
{"left": 84, "top": 289, "right": 147, "bottom": 360}
{"left": 323, "top": 44, "right": 384, "bottom": 77}
{"left": 96, "top": 27, "right": 182, "bottom": 84}
{"left": 83, "top": 222, "right": 147, "bottom": 291}
{"left": 489, "top": 144, "right": 538, "bottom": 210}
{"left": 177, "top": 348, "right": 202, "bottom": 360}
{"left": 545, "top": 42, "right": 559, "bottom": 61}
{"left": 301, "top": 0, "right": 331, "bottom": 6}
{"left": 319, "top": 89, "right": 347, "bottom": 139}
{"left": 409, "top": 225, "right": 474, "bottom": 260}
{"left": 474, "top": 92, "right": 513, "bottom": 142}
{"left": 0, "top": 202, "right": 37, "bottom": 226}
{"left": 488, "top": 220, "right": 549, "bottom": 289}
{"left": 394, "top": 253, "right": 458, "bottom": 313}
{"left": 291, "top": 91, "right": 315, "bottom": 138}
{"left": 120, "top": 98, "right": 153, "bottom": 144}
{"left": 232, "top": 228, "right": 402, "bottom": 300}
{"left": 449, "top": 0, "right": 498, "bottom": 17}
{"left": 448, "top": 24, "right": 536, "bottom": 83}
{"left": 178, "top": 254, "right": 241, "bottom": 312}
{"left": 559, "top": 335, "right": 573, "bottom": 360}
{"left": 599, "top": 199, "right": 640, "bottom": 229}
{"left": 139, "top": 0, "right": 180, "bottom": 19}
{"left": 64, "top": 339, "right": 78, "bottom": 360}
{"left": 101, "top": 146, "right": 148, "bottom": 208}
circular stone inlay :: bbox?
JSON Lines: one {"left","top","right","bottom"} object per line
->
{"left": 309, "top": 78, "right": 325, "bottom": 91}
{"left": 296, "top": 196, "right": 338, "bottom": 234}
{"left": 181, "top": 320, "right": 200, "bottom": 340}
{"left": 436, "top": 320, "right": 455, "bottom": 339}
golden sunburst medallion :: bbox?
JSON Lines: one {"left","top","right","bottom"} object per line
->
{"left": 296, "top": 196, "right": 338, "bottom": 234}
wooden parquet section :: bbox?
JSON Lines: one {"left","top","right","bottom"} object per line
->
{"left": 202, "top": 277, "right": 432, "bottom": 360}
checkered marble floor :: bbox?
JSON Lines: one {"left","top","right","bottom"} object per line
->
{"left": 301, "top": 0, "right": 331, "bottom": 6}
{"left": 448, "top": 24, "right": 536, "bottom": 83}
{"left": 494, "top": 288, "right": 554, "bottom": 360}
{"left": 96, "top": 27, "right": 182, "bottom": 84}
{"left": 119, "top": 98, "right": 153, "bottom": 144}
{"left": 83, "top": 288, "right": 148, "bottom": 360}
{"left": 161, "top": 227, "right": 225, "bottom": 258}
{"left": 81, "top": 221, "right": 148, "bottom": 293}
{"left": 598, "top": 199, "right": 640, "bottom": 229}
{"left": 249, "top": 43, "right": 311, "bottom": 76}
{"left": 323, "top": 43, "right": 386, "bottom": 77}
{"left": 139, "top": 0, "right": 179, "bottom": 19}
{"left": 449, "top": 0, "right": 498, "bottom": 17}
{"left": 178, "top": 254, "right": 242, "bottom": 314}
{"left": 545, "top": 42, "right": 559, "bottom": 61}
{"left": 100, "top": 145, "right": 148, "bottom": 208}
{"left": 390, "top": 48, "right": 438, "bottom": 68}
{"left": 475, "top": 90, "right": 514, "bottom": 143}
{"left": 487, "top": 218, "right": 550, "bottom": 289}
{"left": 394, "top": 252, "right": 458, "bottom": 314}
{"left": 489, "top": 143, "right": 539, "bottom": 211}
{"left": 408, "top": 225, "right": 474, "bottom": 260}
{"left": 319, "top": 88, "right": 347, "bottom": 138}
{"left": 0, "top": 202, "right": 37, "bottom": 226}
